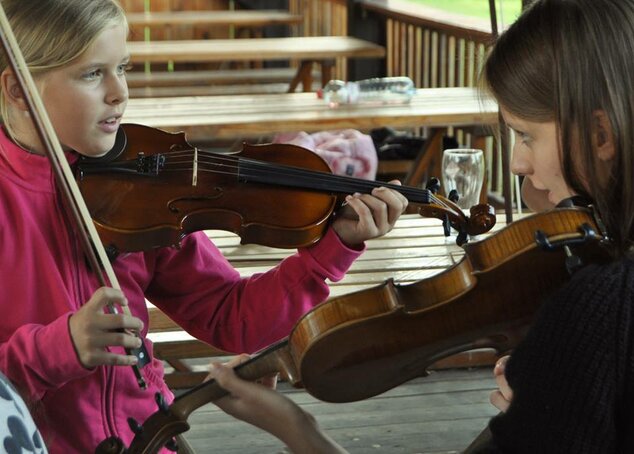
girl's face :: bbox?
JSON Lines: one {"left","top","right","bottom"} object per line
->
{"left": 502, "top": 107, "right": 577, "bottom": 206}
{"left": 36, "top": 22, "right": 129, "bottom": 157}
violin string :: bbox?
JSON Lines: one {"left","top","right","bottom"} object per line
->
{"left": 165, "top": 156, "right": 453, "bottom": 210}
{"left": 163, "top": 154, "right": 429, "bottom": 200}
{"left": 168, "top": 158, "right": 454, "bottom": 209}
{"left": 135, "top": 149, "right": 454, "bottom": 210}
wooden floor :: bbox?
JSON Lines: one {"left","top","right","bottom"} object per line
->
{"left": 178, "top": 367, "right": 498, "bottom": 453}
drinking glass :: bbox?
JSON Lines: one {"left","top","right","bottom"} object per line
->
{"left": 441, "top": 148, "right": 485, "bottom": 210}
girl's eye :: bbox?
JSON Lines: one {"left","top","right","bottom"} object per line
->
{"left": 118, "top": 63, "right": 133, "bottom": 75}
{"left": 514, "top": 130, "right": 531, "bottom": 144}
{"left": 83, "top": 69, "right": 101, "bottom": 80}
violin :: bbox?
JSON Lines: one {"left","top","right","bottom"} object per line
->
{"left": 95, "top": 206, "right": 609, "bottom": 454}
{"left": 76, "top": 124, "right": 496, "bottom": 253}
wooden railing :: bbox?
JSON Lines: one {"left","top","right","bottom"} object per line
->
{"left": 356, "top": 0, "right": 493, "bottom": 87}
{"left": 119, "top": 0, "right": 231, "bottom": 40}
{"left": 289, "top": 0, "right": 349, "bottom": 79}
{"left": 354, "top": 1, "right": 508, "bottom": 205}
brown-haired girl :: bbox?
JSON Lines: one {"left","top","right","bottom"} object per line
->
{"left": 204, "top": 1, "right": 634, "bottom": 452}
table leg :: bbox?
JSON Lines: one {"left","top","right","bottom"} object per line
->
{"left": 320, "top": 59, "right": 335, "bottom": 87}
{"left": 404, "top": 127, "right": 445, "bottom": 188}
{"left": 288, "top": 60, "right": 314, "bottom": 92}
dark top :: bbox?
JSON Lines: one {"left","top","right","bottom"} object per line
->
{"left": 476, "top": 258, "right": 634, "bottom": 453}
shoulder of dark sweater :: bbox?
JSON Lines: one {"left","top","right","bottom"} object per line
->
{"left": 507, "top": 255, "right": 634, "bottom": 392}
{"left": 481, "top": 257, "right": 634, "bottom": 454}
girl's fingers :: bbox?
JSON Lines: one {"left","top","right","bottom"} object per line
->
{"left": 493, "top": 356, "right": 513, "bottom": 403}
{"left": 97, "top": 313, "right": 144, "bottom": 332}
{"left": 373, "top": 180, "right": 408, "bottom": 224}
{"left": 490, "top": 390, "right": 511, "bottom": 412}
{"left": 98, "top": 351, "right": 139, "bottom": 366}
{"left": 87, "top": 287, "right": 128, "bottom": 311}
{"left": 94, "top": 331, "right": 143, "bottom": 350}
{"left": 209, "top": 362, "right": 256, "bottom": 397}
{"left": 255, "top": 373, "right": 279, "bottom": 390}
{"left": 351, "top": 193, "right": 388, "bottom": 231}
{"left": 224, "top": 353, "right": 251, "bottom": 368}
{"left": 493, "top": 355, "right": 510, "bottom": 376}
{"left": 495, "top": 372, "right": 514, "bottom": 402}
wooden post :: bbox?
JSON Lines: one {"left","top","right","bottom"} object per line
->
{"left": 488, "top": 0, "right": 514, "bottom": 223}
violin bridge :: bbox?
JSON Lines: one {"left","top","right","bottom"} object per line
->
{"left": 192, "top": 147, "right": 198, "bottom": 187}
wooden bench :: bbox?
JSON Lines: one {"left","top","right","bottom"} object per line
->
{"left": 126, "top": 36, "right": 386, "bottom": 92}
{"left": 147, "top": 214, "right": 512, "bottom": 388}
{"left": 126, "top": 68, "right": 322, "bottom": 97}
{"left": 125, "top": 10, "right": 303, "bottom": 29}
{"left": 126, "top": 68, "right": 320, "bottom": 88}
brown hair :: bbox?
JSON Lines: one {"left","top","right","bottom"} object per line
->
{"left": 481, "top": 0, "right": 634, "bottom": 256}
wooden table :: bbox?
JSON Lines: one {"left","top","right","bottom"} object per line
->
{"left": 126, "top": 36, "right": 386, "bottom": 92}
{"left": 124, "top": 87, "right": 496, "bottom": 139}
{"left": 125, "top": 10, "right": 303, "bottom": 28}
{"left": 147, "top": 213, "right": 511, "bottom": 388}
{"left": 124, "top": 87, "right": 499, "bottom": 190}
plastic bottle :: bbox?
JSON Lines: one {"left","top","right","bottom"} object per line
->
{"left": 317, "top": 76, "right": 416, "bottom": 106}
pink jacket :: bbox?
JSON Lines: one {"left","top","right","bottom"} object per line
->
{"left": 0, "top": 128, "right": 362, "bottom": 453}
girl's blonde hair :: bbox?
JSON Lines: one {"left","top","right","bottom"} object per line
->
{"left": 0, "top": 0, "right": 127, "bottom": 138}
{"left": 482, "top": 0, "right": 634, "bottom": 256}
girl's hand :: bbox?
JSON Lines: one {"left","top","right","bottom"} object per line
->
{"left": 68, "top": 287, "right": 144, "bottom": 368}
{"left": 490, "top": 355, "right": 513, "bottom": 412}
{"left": 207, "top": 357, "right": 299, "bottom": 434}
{"left": 332, "top": 180, "right": 408, "bottom": 247}
{"left": 207, "top": 357, "right": 346, "bottom": 453}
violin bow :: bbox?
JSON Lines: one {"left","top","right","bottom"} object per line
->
{"left": 0, "top": 4, "right": 149, "bottom": 388}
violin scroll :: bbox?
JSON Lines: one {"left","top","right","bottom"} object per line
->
{"left": 417, "top": 194, "right": 496, "bottom": 245}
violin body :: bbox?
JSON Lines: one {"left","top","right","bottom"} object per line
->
{"left": 78, "top": 124, "right": 495, "bottom": 253}
{"left": 95, "top": 207, "right": 607, "bottom": 453}
{"left": 77, "top": 124, "right": 337, "bottom": 251}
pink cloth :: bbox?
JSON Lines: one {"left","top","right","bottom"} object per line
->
{"left": 0, "top": 127, "right": 363, "bottom": 453}
{"left": 273, "top": 129, "right": 378, "bottom": 180}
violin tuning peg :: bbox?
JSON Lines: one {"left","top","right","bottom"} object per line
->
{"left": 155, "top": 392, "right": 170, "bottom": 414}
{"left": 448, "top": 189, "right": 460, "bottom": 203}
{"left": 127, "top": 417, "right": 143, "bottom": 435}
{"left": 425, "top": 177, "right": 441, "bottom": 194}
{"left": 165, "top": 438, "right": 179, "bottom": 452}
{"left": 456, "top": 231, "right": 469, "bottom": 246}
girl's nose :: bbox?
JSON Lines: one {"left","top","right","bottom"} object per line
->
{"left": 106, "top": 75, "right": 128, "bottom": 105}
{"left": 510, "top": 143, "right": 532, "bottom": 177}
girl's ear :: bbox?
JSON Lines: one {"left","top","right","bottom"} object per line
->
{"left": 592, "top": 110, "right": 615, "bottom": 162}
{"left": 0, "top": 69, "right": 28, "bottom": 111}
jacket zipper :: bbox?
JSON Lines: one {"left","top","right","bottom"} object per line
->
{"left": 56, "top": 180, "right": 119, "bottom": 441}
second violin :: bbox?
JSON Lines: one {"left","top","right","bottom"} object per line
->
{"left": 96, "top": 206, "right": 608, "bottom": 453}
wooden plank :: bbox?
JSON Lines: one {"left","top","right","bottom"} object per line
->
{"left": 126, "top": 36, "right": 385, "bottom": 64}
{"left": 125, "top": 10, "right": 303, "bottom": 28}
{"left": 124, "top": 87, "right": 498, "bottom": 140}
{"left": 181, "top": 369, "right": 498, "bottom": 453}
{"left": 128, "top": 83, "right": 304, "bottom": 97}
{"left": 125, "top": 68, "right": 320, "bottom": 87}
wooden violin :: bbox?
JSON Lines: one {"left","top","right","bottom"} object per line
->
{"left": 95, "top": 206, "right": 608, "bottom": 454}
{"left": 76, "top": 124, "right": 496, "bottom": 253}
